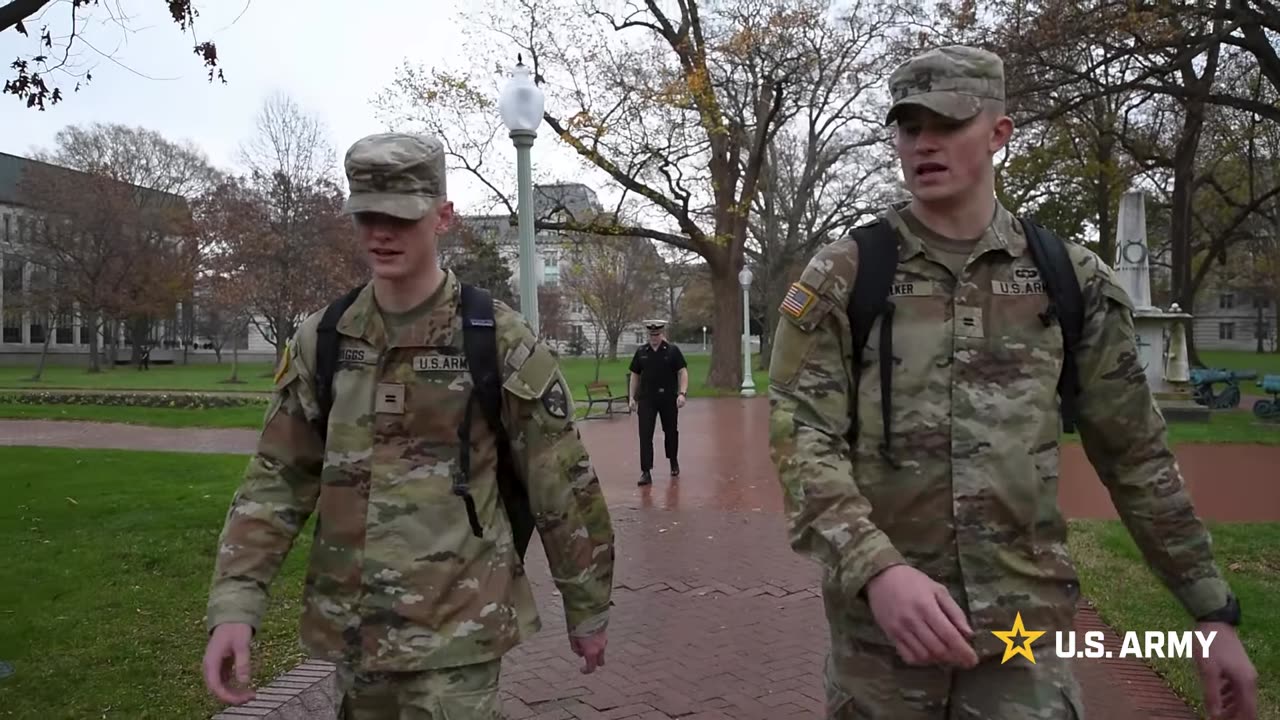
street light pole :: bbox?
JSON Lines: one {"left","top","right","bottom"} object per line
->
{"left": 498, "top": 54, "right": 545, "bottom": 335}
{"left": 738, "top": 267, "right": 755, "bottom": 398}
{"left": 512, "top": 128, "right": 538, "bottom": 334}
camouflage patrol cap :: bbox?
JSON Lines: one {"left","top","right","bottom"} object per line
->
{"left": 885, "top": 45, "right": 1004, "bottom": 125}
{"left": 342, "top": 132, "right": 447, "bottom": 220}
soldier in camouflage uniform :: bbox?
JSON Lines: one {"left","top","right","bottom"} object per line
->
{"left": 202, "top": 132, "right": 616, "bottom": 719}
{"left": 768, "top": 46, "right": 1258, "bottom": 719}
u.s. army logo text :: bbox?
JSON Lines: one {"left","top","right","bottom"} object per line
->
{"left": 414, "top": 354, "right": 469, "bottom": 372}
{"left": 992, "top": 280, "right": 1047, "bottom": 295}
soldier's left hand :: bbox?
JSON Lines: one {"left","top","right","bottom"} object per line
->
{"left": 1194, "top": 623, "right": 1257, "bottom": 719}
{"left": 570, "top": 629, "right": 607, "bottom": 674}
{"left": 676, "top": 394, "right": 686, "bottom": 409}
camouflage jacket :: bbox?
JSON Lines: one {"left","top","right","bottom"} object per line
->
{"left": 206, "top": 270, "right": 615, "bottom": 672}
{"left": 768, "top": 201, "right": 1231, "bottom": 660}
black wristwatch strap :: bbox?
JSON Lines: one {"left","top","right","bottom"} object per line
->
{"left": 1196, "top": 594, "right": 1241, "bottom": 626}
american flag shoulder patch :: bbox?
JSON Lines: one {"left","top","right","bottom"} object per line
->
{"left": 780, "top": 282, "right": 817, "bottom": 319}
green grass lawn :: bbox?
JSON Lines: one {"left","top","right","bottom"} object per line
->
{"left": 1069, "top": 519, "right": 1279, "bottom": 720}
{"left": 1199, "top": 350, "right": 1280, "bottom": 380}
{"left": 0, "top": 354, "right": 771, "bottom": 399}
{"left": 0, "top": 447, "right": 312, "bottom": 719}
{"left": 3, "top": 400, "right": 1276, "bottom": 445}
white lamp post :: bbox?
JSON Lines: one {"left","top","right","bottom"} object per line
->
{"left": 498, "top": 54, "right": 545, "bottom": 335}
{"left": 702, "top": 325, "right": 707, "bottom": 352}
{"left": 738, "top": 267, "right": 756, "bottom": 398}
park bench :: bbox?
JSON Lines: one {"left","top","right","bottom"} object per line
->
{"left": 583, "top": 380, "right": 630, "bottom": 420}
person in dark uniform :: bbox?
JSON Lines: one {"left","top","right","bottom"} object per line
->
{"left": 628, "top": 319, "right": 688, "bottom": 486}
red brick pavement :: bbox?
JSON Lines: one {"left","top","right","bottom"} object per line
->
{"left": 493, "top": 507, "right": 1202, "bottom": 720}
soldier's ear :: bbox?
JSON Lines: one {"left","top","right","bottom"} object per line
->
{"left": 435, "top": 199, "right": 455, "bottom": 232}
{"left": 989, "top": 114, "right": 1013, "bottom": 154}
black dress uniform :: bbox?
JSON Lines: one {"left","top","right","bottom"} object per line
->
{"left": 628, "top": 328, "right": 687, "bottom": 485}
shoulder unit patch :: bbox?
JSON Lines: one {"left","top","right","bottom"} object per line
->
{"left": 780, "top": 282, "right": 817, "bottom": 319}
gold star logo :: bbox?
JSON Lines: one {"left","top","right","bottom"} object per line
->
{"left": 991, "top": 611, "right": 1046, "bottom": 664}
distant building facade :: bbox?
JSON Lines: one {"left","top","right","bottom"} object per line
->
{"left": 2, "top": 149, "right": 663, "bottom": 366}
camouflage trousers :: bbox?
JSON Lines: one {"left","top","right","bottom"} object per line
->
{"left": 333, "top": 659, "right": 504, "bottom": 720}
{"left": 825, "top": 639, "right": 1085, "bottom": 719}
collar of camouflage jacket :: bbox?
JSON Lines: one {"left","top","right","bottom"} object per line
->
{"left": 883, "top": 199, "right": 1029, "bottom": 263}
{"left": 336, "top": 270, "right": 461, "bottom": 349}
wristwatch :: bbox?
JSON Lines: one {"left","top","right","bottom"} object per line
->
{"left": 1196, "top": 594, "right": 1241, "bottom": 626}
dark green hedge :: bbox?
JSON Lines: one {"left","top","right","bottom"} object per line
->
{"left": 0, "top": 392, "right": 269, "bottom": 409}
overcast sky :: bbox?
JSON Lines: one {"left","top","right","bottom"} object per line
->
{"left": 0, "top": 0, "right": 591, "bottom": 216}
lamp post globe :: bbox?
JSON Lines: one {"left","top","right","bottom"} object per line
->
{"left": 738, "top": 267, "right": 755, "bottom": 398}
{"left": 498, "top": 55, "right": 544, "bottom": 134}
{"left": 499, "top": 54, "right": 545, "bottom": 334}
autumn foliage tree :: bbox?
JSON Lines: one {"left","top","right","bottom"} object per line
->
{"left": 15, "top": 156, "right": 198, "bottom": 372}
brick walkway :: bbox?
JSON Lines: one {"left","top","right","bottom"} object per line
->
{"left": 4, "top": 398, "right": 1275, "bottom": 719}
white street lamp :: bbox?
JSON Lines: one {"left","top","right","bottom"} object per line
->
{"left": 498, "top": 54, "right": 545, "bottom": 335}
{"left": 738, "top": 267, "right": 756, "bottom": 398}
{"left": 702, "top": 325, "right": 707, "bottom": 352}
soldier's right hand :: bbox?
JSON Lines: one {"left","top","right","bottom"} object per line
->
{"left": 203, "top": 622, "right": 256, "bottom": 705}
{"left": 865, "top": 564, "right": 978, "bottom": 669}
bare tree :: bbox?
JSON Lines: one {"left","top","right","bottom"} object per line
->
{"left": 198, "top": 94, "right": 366, "bottom": 364}
{"left": 726, "top": 0, "right": 905, "bottom": 366}
{"left": 561, "top": 234, "right": 662, "bottom": 361}
{"left": 376, "top": 0, "right": 891, "bottom": 389}
{"left": 2, "top": 0, "right": 226, "bottom": 110}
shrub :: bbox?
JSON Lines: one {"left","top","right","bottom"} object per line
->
{"left": 0, "top": 391, "right": 269, "bottom": 410}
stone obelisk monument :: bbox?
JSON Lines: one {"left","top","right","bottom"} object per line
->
{"left": 1113, "top": 191, "right": 1204, "bottom": 420}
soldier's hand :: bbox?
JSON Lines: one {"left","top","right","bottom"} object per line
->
{"left": 865, "top": 564, "right": 978, "bottom": 669}
{"left": 570, "top": 629, "right": 607, "bottom": 674}
{"left": 630, "top": 399, "right": 637, "bottom": 412}
{"left": 203, "top": 622, "right": 256, "bottom": 705}
{"left": 1194, "top": 623, "right": 1257, "bottom": 719}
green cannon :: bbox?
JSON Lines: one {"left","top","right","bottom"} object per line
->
{"left": 1190, "top": 368, "right": 1258, "bottom": 409}
{"left": 1252, "top": 375, "right": 1280, "bottom": 422}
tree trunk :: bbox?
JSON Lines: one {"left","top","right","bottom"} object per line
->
{"left": 129, "top": 315, "right": 151, "bottom": 366}
{"left": 705, "top": 253, "right": 744, "bottom": 390}
{"left": 230, "top": 343, "right": 241, "bottom": 383}
{"left": 86, "top": 310, "right": 101, "bottom": 373}
{"left": 30, "top": 313, "right": 54, "bottom": 381}
{"left": 1258, "top": 304, "right": 1266, "bottom": 353}
{"left": 1171, "top": 106, "right": 1205, "bottom": 367}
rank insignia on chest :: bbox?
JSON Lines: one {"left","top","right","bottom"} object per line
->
{"left": 414, "top": 354, "right": 469, "bottom": 372}
{"left": 780, "top": 283, "right": 816, "bottom": 319}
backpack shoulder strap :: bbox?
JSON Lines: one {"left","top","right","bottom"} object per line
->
{"left": 459, "top": 283, "right": 502, "bottom": 432}
{"left": 846, "top": 220, "right": 901, "bottom": 467}
{"left": 458, "top": 283, "right": 536, "bottom": 560}
{"left": 1019, "top": 217, "right": 1085, "bottom": 433}
{"left": 313, "top": 283, "right": 365, "bottom": 442}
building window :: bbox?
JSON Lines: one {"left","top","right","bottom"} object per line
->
{"left": 1219, "top": 322, "right": 1235, "bottom": 340}
{"left": 1219, "top": 293, "right": 1234, "bottom": 309}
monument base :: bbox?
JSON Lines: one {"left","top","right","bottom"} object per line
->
{"left": 1155, "top": 397, "right": 1212, "bottom": 423}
